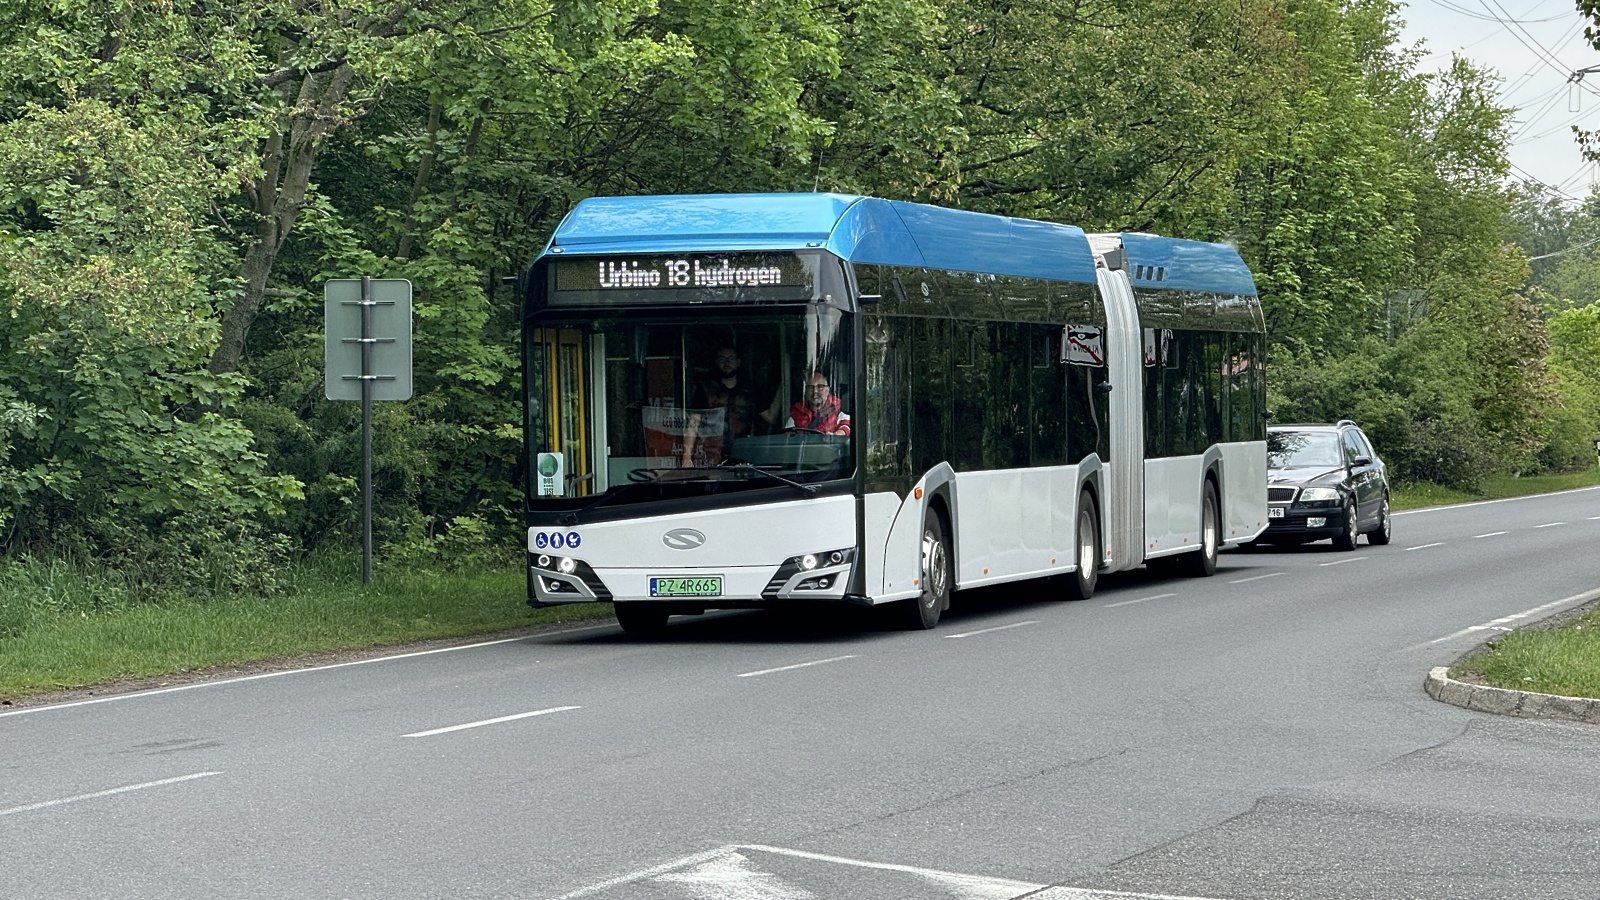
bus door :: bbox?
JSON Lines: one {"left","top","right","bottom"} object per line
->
{"left": 529, "top": 327, "right": 596, "bottom": 497}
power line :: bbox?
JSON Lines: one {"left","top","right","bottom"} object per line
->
{"left": 1425, "top": 0, "right": 1574, "bottom": 24}
{"left": 1526, "top": 233, "right": 1600, "bottom": 260}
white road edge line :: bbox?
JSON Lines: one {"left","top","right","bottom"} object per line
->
{"left": 1104, "top": 592, "right": 1176, "bottom": 608}
{"left": 1229, "top": 572, "right": 1283, "bottom": 584}
{"left": 1404, "top": 542, "right": 1445, "bottom": 551}
{"left": 945, "top": 621, "right": 1040, "bottom": 638}
{"left": 404, "top": 706, "right": 581, "bottom": 738}
{"left": 1418, "top": 586, "right": 1600, "bottom": 647}
{"left": 1319, "top": 556, "right": 1367, "bottom": 566}
{"left": 1396, "top": 485, "right": 1598, "bottom": 514}
{"left": 0, "top": 771, "right": 221, "bottom": 817}
{"left": 1473, "top": 531, "right": 1508, "bottom": 538}
{"left": 737, "top": 656, "right": 857, "bottom": 678}
{"left": 0, "top": 624, "right": 616, "bottom": 719}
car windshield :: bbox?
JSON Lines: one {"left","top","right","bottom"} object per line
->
{"left": 1267, "top": 431, "right": 1342, "bottom": 468}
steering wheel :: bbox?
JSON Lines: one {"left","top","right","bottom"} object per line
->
{"left": 785, "top": 426, "right": 827, "bottom": 435}
{"left": 627, "top": 468, "right": 661, "bottom": 483}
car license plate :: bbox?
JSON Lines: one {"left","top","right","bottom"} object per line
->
{"left": 649, "top": 576, "right": 723, "bottom": 598}
{"left": 1268, "top": 507, "right": 1285, "bottom": 519}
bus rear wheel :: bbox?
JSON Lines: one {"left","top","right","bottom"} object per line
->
{"left": 614, "top": 602, "right": 669, "bottom": 635}
{"left": 1181, "top": 481, "right": 1220, "bottom": 577}
{"left": 1064, "top": 490, "right": 1099, "bottom": 600}
{"left": 904, "top": 507, "right": 950, "bottom": 630}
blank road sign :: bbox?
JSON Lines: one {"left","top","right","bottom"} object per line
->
{"left": 325, "top": 279, "right": 413, "bottom": 401}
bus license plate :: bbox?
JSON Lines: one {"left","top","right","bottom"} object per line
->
{"left": 1268, "top": 507, "right": 1285, "bottom": 518}
{"left": 649, "top": 576, "right": 723, "bottom": 598}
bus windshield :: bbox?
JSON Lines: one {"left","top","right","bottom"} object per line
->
{"left": 527, "top": 305, "right": 854, "bottom": 507}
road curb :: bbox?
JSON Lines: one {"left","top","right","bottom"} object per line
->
{"left": 1425, "top": 666, "right": 1600, "bottom": 726}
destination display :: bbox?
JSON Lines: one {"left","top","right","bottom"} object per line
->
{"left": 549, "top": 252, "right": 818, "bottom": 304}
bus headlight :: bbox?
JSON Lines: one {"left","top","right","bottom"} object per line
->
{"left": 801, "top": 554, "right": 819, "bottom": 571}
{"left": 558, "top": 557, "right": 577, "bottom": 574}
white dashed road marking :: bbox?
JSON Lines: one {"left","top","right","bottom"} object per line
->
{"left": 1534, "top": 522, "right": 1565, "bottom": 528}
{"left": 945, "top": 621, "right": 1039, "bottom": 639}
{"left": 1404, "top": 543, "right": 1444, "bottom": 551}
{"left": 1418, "top": 587, "right": 1600, "bottom": 647}
{"left": 1318, "top": 556, "right": 1366, "bottom": 566}
{"left": 1228, "top": 572, "right": 1282, "bottom": 584}
{"left": 0, "top": 771, "right": 221, "bottom": 817}
{"left": 1104, "top": 593, "right": 1176, "bottom": 608}
{"left": 403, "top": 706, "right": 580, "bottom": 738}
{"left": 736, "top": 656, "right": 856, "bottom": 678}
{"left": 1473, "top": 531, "right": 1507, "bottom": 538}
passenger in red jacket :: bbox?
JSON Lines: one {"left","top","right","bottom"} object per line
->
{"left": 785, "top": 371, "right": 851, "bottom": 435}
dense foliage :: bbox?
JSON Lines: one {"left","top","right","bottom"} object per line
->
{"left": 1, "top": 0, "right": 1597, "bottom": 594}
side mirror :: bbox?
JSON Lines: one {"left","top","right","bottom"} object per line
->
{"left": 1352, "top": 455, "right": 1373, "bottom": 467}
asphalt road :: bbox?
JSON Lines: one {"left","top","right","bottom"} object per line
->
{"left": 3, "top": 488, "right": 1599, "bottom": 900}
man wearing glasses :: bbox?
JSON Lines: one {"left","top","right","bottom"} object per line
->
{"left": 784, "top": 371, "right": 851, "bottom": 435}
{"left": 680, "top": 346, "right": 781, "bottom": 465}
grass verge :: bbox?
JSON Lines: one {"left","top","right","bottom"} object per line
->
{"left": 1391, "top": 467, "right": 1600, "bottom": 510}
{"left": 0, "top": 555, "right": 614, "bottom": 702}
{"left": 1450, "top": 604, "right": 1600, "bottom": 700}
{"left": 1401, "top": 468, "right": 1600, "bottom": 700}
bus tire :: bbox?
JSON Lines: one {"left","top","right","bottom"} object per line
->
{"left": 1065, "top": 490, "right": 1100, "bottom": 600}
{"left": 614, "top": 602, "right": 669, "bottom": 635}
{"left": 904, "top": 506, "right": 950, "bottom": 630}
{"left": 1181, "top": 481, "right": 1220, "bottom": 577}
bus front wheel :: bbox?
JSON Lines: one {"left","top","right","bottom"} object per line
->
{"left": 904, "top": 507, "right": 950, "bottom": 630}
{"left": 614, "top": 602, "right": 669, "bottom": 635}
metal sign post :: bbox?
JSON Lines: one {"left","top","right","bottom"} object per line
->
{"left": 325, "top": 278, "right": 413, "bottom": 583}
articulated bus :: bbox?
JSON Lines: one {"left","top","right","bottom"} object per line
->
{"left": 519, "top": 193, "right": 1267, "bottom": 633}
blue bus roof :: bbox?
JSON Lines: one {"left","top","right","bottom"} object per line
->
{"left": 541, "top": 193, "right": 1102, "bottom": 285}
{"left": 540, "top": 193, "right": 1257, "bottom": 296}
{"left": 1118, "top": 232, "right": 1257, "bottom": 297}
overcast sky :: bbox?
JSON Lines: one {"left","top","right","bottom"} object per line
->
{"left": 1397, "top": 0, "right": 1599, "bottom": 202}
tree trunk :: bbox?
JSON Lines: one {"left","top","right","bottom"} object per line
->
{"left": 210, "top": 65, "right": 355, "bottom": 376}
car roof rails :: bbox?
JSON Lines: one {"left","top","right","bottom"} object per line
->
{"left": 1336, "top": 419, "right": 1356, "bottom": 427}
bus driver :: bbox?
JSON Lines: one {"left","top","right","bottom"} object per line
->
{"left": 786, "top": 371, "right": 851, "bottom": 435}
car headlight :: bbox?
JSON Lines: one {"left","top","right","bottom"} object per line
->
{"left": 1300, "top": 487, "right": 1341, "bottom": 501}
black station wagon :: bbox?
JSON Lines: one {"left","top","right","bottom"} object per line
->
{"left": 1261, "top": 421, "right": 1392, "bottom": 550}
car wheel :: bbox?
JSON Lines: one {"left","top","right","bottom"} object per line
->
{"left": 1331, "top": 498, "right": 1358, "bottom": 551}
{"left": 614, "top": 602, "right": 670, "bottom": 635}
{"left": 904, "top": 506, "right": 950, "bottom": 629}
{"left": 1181, "top": 481, "right": 1220, "bottom": 577}
{"left": 1366, "top": 496, "right": 1392, "bottom": 546}
{"left": 1062, "top": 490, "right": 1100, "bottom": 600}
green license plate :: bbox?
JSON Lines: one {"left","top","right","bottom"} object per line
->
{"left": 649, "top": 576, "right": 723, "bottom": 598}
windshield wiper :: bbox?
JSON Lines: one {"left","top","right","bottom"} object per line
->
{"left": 725, "top": 463, "right": 819, "bottom": 496}
{"left": 553, "top": 464, "right": 815, "bottom": 523}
